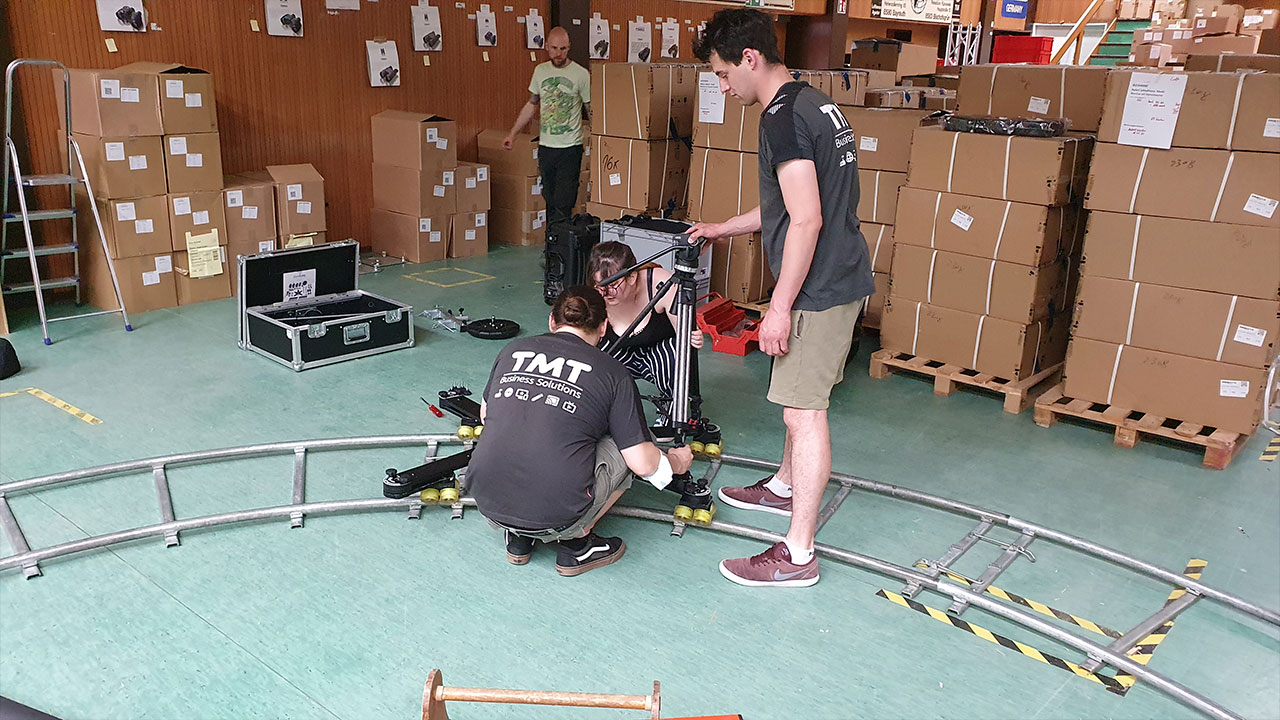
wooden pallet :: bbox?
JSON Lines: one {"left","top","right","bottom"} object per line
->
{"left": 1033, "top": 383, "right": 1247, "bottom": 470}
{"left": 868, "top": 350, "right": 1062, "bottom": 414}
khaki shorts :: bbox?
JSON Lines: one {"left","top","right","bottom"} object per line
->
{"left": 767, "top": 298, "right": 866, "bottom": 410}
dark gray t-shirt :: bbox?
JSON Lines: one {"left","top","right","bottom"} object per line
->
{"left": 758, "top": 81, "right": 875, "bottom": 311}
{"left": 467, "top": 331, "right": 650, "bottom": 529}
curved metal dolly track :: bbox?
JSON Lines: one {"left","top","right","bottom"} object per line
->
{"left": 0, "top": 436, "right": 1275, "bottom": 720}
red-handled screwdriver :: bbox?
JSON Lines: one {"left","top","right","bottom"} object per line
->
{"left": 420, "top": 397, "right": 445, "bottom": 417}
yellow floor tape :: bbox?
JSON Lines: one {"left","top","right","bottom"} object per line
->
{"left": 1261, "top": 437, "right": 1279, "bottom": 462}
{"left": 0, "top": 387, "right": 103, "bottom": 425}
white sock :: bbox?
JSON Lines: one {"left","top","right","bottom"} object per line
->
{"left": 764, "top": 475, "right": 793, "bottom": 498}
{"left": 784, "top": 539, "right": 814, "bottom": 565}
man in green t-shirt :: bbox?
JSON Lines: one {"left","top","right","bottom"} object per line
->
{"left": 503, "top": 26, "right": 591, "bottom": 225}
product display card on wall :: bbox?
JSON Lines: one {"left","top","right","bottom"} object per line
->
{"left": 266, "top": 0, "right": 305, "bottom": 37}
{"left": 413, "top": 3, "right": 443, "bottom": 51}
{"left": 660, "top": 20, "right": 679, "bottom": 58}
{"left": 526, "top": 10, "right": 544, "bottom": 49}
{"left": 476, "top": 4, "right": 497, "bottom": 47}
{"left": 589, "top": 14, "right": 610, "bottom": 60}
{"left": 96, "top": 0, "right": 148, "bottom": 32}
{"left": 627, "top": 18, "right": 653, "bottom": 63}
{"left": 366, "top": 40, "right": 401, "bottom": 87}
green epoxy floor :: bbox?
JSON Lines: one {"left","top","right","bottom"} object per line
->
{"left": 0, "top": 246, "right": 1277, "bottom": 720}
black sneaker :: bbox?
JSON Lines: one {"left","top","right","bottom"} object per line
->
{"left": 505, "top": 531, "right": 534, "bottom": 566}
{"left": 555, "top": 533, "right": 626, "bottom": 577}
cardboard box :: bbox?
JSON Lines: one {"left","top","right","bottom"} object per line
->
{"left": 1085, "top": 143, "right": 1279, "bottom": 228}
{"left": 449, "top": 212, "right": 489, "bottom": 258}
{"left": 72, "top": 134, "right": 166, "bottom": 198}
{"left": 173, "top": 249, "right": 232, "bottom": 305}
{"left": 583, "top": 202, "right": 633, "bottom": 221}
{"left": 863, "top": 221, "right": 895, "bottom": 274}
{"left": 857, "top": 170, "right": 908, "bottom": 225}
{"left": 863, "top": 272, "right": 890, "bottom": 330}
{"left": 370, "top": 208, "right": 448, "bottom": 263}
{"left": 889, "top": 244, "right": 1070, "bottom": 323}
{"left": 456, "top": 162, "right": 491, "bottom": 213}
{"left": 59, "top": 67, "right": 163, "bottom": 137}
{"left": 372, "top": 163, "right": 457, "bottom": 217}
{"left": 589, "top": 136, "right": 690, "bottom": 213}
{"left": 1189, "top": 32, "right": 1261, "bottom": 52}
{"left": 908, "top": 128, "right": 1093, "bottom": 207}
{"left": 848, "top": 40, "right": 939, "bottom": 81}
{"left": 264, "top": 164, "right": 326, "bottom": 236}
{"left": 1243, "top": 8, "right": 1279, "bottom": 29}
{"left": 688, "top": 148, "right": 759, "bottom": 224}
{"left": 1079, "top": 211, "right": 1279, "bottom": 299}
{"left": 370, "top": 110, "right": 457, "bottom": 171}
{"left": 490, "top": 172, "right": 545, "bottom": 212}
{"left": 1138, "top": 0, "right": 1155, "bottom": 16}
{"left": 1184, "top": 51, "right": 1280, "bottom": 71}
{"left": 1099, "top": 70, "right": 1280, "bottom": 153}
{"left": 83, "top": 243, "right": 176, "bottom": 314}
{"left": 710, "top": 233, "right": 775, "bottom": 303}
{"left": 790, "top": 70, "right": 834, "bottom": 98}
{"left": 693, "top": 99, "right": 761, "bottom": 153}
{"left": 117, "top": 62, "right": 217, "bottom": 135}
{"left": 162, "top": 133, "right": 223, "bottom": 193}
{"left": 78, "top": 193, "right": 172, "bottom": 258}
{"left": 880, "top": 298, "right": 1070, "bottom": 379}
{"left": 827, "top": 69, "right": 875, "bottom": 106}
{"left": 1063, "top": 337, "right": 1266, "bottom": 433}
{"left": 862, "top": 87, "right": 955, "bottom": 110}
{"left": 1121, "top": 0, "right": 1139, "bottom": 19}
{"left": 1072, "top": 276, "right": 1278, "bottom": 367}
{"left": 901, "top": 73, "right": 962, "bottom": 91}
{"left": 1257, "top": 27, "right": 1280, "bottom": 54}
{"left": 490, "top": 208, "right": 546, "bottom": 246}
{"left": 956, "top": 65, "right": 1111, "bottom": 133}
{"left": 840, "top": 108, "right": 933, "bottom": 173}
{"left": 167, "top": 191, "right": 228, "bottom": 252}
{"left": 1130, "top": 42, "right": 1175, "bottom": 65}
{"left": 894, "top": 187, "right": 1081, "bottom": 266}
{"left": 223, "top": 175, "right": 277, "bottom": 244}
{"left": 1193, "top": 5, "right": 1243, "bottom": 34}
{"left": 592, "top": 63, "right": 696, "bottom": 140}
{"left": 477, "top": 129, "right": 540, "bottom": 176}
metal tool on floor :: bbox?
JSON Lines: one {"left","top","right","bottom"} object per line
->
{"left": 3, "top": 59, "right": 132, "bottom": 345}
{"left": 421, "top": 669, "right": 660, "bottom": 719}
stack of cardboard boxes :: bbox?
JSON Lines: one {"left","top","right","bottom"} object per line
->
{"left": 67, "top": 63, "right": 228, "bottom": 311}
{"left": 477, "top": 129, "right": 540, "bottom": 247}
{"left": 1065, "top": 69, "right": 1280, "bottom": 436}
{"left": 370, "top": 111, "right": 485, "bottom": 260}
{"left": 586, "top": 63, "right": 696, "bottom": 220}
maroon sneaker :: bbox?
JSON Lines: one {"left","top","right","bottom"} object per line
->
{"left": 717, "top": 476, "right": 793, "bottom": 517}
{"left": 719, "top": 541, "right": 819, "bottom": 588}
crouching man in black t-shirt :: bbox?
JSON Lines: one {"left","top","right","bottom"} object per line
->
{"left": 466, "top": 285, "right": 695, "bottom": 577}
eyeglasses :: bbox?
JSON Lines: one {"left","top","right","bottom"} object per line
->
{"left": 594, "top": 280, "right": 621, "bottom": 297}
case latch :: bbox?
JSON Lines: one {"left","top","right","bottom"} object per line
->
{"left": 384, "top": 308, "right": 403, "bottom": 323}
{"left": 307, "top": 324, "right": 328, "bottom": 339}
{"left": 344, "top": 322, "right": 371, "bottom": 345}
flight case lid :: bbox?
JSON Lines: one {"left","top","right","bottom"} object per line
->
{"left": 241, "top": 241, "right": 359, "bottom": 309}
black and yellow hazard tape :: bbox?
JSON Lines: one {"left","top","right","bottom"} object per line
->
{"left": 1261, "top": 437, "right": 1280, "bottom": 462}
{"left": 0, "top": 387, "right": 103, "bottom": 425}
{"left": 915, "top": 562, "right": 1122, "bottom": 640}
{"left": 876, "top": 589, "right": 1130, "bottom": 695}
{"left": 1112, "top": 559, "right": 1206, "bottom": 691}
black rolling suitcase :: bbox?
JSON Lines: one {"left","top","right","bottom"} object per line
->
{"left": 543, "top": 213, "right": 601, "bottom": 305}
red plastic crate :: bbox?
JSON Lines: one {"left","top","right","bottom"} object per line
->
{"left": 991, "top": 35, "right": 1054, "bottom": 64}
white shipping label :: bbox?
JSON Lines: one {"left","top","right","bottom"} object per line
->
{"left": 166, "top": 79, "right": 184, "bottom": 98}
{"left": 1196, "top": 18, "right": 1207, "bottom": 27}
{"left": 477, "top": 167, "right": 489, "bottom": 181}
{"left": 105, "top": 142, "right": 126, "bottom": 162}
{"left": 287, "top": 184, "right": 303, "bottom": 201}
{"left": 476, "top": 213, "right": 486, "bottom": 227}
{"left": 297, "top": 201, "right": 312, "bottom": 214}
{"left": 142, "top": 270, "right": 161, "bottom": 286}
{"left": 443, "top": 171, "right": 455, "bottom": 186}
{"left": 120, "top": 87, "right": 140, "bottom": 103}
{"left": 437, "top": 138, "right": 449, "bottom": 150}
{"left": 465, "top": 229, "right": 476, "bottom": 241}
{"left": 185, "top": 153, "right": 203, "bottom": 168}
{"left": 420, "top": 218, "right": 431, "bottom": 232}
{"left": 169, "top": 137, "right": 188, "bottom": 155}
{"left": 135, "top": 218, "right": 154, "bottom": 234}
{"left": 537, "top": 209, "right": 546, "bottom": 223}
{"left": 531, "top": 182, "right": 541, "bottom": 195}
{"left": 1150, "top": 46, "right": 1162, "bottom": 59}
{"left": 193, "top": 210, "right": 210, "bottom": 225}
{"left": 609, "top": 172, "right": 622, "bottom": 186}
{"left": 283, "top": 269, "right": 317, "bottom": 302}
{"left": 184, "top": 93, "right": 202, "bottom": 108}
{"left": 698, "top": 72, "right": 725, "bottom": 125}
{"left": 128, "top": 155, "right": 148, "bottom": 170}
{"left": 100, "top": 79, "right": 121, "bottom": 99}
{"left": 226, "top": 190, "right": 244, "bottom": 207}
{"left": 466, "top": 177, "right": 477, "bottom": 189}
{"left": 859, "top": 136, "right": 878, "bottom": 152}
{"left": 426, "top": 128, "right": 439, "bottom": 142}
{"left": 115, "top": 202, "right": 137, "bottom": 221}
{"left": 1219, "top": 379, "right": 1250, "bottom": 398}
{"left": 430, "top": 231, "right": 442, "bottom": 243}
{"left": 1233, "top": 324, "right": 1267, "bottom": 347}
{"left": 173, "top": 197, "right": 192, "bottom": 215}
{"left": 258, "top": 240, "right": 275, "bottom": 253}
{"left": 1244, "top": 193, "right": 1279, "bottom": 219}
{"left": 242, "top": 206, "right": 259, "bottom": 219}
{"left": 1265, "top": 118, "right": 1280, "bottom": 139}
{"left": 949, "top": 209, "right": 974, "bottom": 231}
{"left": 532, "top": 148, "right": 538, "bottom": 159}
{"left": 433, "top": 185, "right": 446, "bottom": 197}
{"left": 1116, "top": 72, "right": 1187, "bottom": 150}
{"left": 154, "top": 255, "right": 172, "bottom": 273}
{"left": 1027, "top": 96, "right": 1051, "bottom": 114}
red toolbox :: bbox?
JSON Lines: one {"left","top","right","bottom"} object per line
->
{"left": 696, "top": 294, "right": 760, "bottom": 356}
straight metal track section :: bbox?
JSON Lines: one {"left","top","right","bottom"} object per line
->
{"left": 0, "top": 439, "right": 1275, "bottom": 720}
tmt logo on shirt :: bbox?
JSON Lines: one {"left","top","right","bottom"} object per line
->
{"left": 510, "top": 351, "right": 593, "bottom": 383}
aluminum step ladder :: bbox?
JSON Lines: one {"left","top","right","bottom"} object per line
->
{"left": 2, "top": 58, "right": 131, "bottom": 345}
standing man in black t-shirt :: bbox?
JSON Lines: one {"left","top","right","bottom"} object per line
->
{"left": 689, "top": 9, "right": 874, "bottom": 588}
{"left": 467, "top": 286, "right": 694, "bottom": 577}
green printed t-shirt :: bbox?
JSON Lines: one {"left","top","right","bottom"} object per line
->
{"left": 530, "top": 60, "right": 590, "bottom": 148}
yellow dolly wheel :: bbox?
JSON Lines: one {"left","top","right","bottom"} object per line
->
{"left": 457, "top": 425, "right": 475, "bottom": 440}
{"left": 473, "top": 424, "right": 484, "bottom": 437}
{"left": 420, "top": 488, "right": 440, "bottom": 504}
{"left": 692, "top": 508, "right": 715, "bottom": 525}
{"left": 703, "top": 443, "right": 722, "bottom": 459}
{"left": 439, "top": 486, "right": 460, "bottom": 504}
{"left": 689, "top": 441, "right": 705, "bottom": 455}
{"left": 673, "top": 504, "right": 694, "bottom": 522}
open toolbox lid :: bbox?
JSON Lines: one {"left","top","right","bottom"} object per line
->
{"left": 242, "top": 241, "right": 359, "bottom": 309}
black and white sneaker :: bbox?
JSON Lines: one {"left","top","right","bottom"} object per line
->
{"left": 555, "top": 533, "right": 626, "bottom": 577}
{"left": 505, "top": 531, "right": 535, "bottom": 565}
